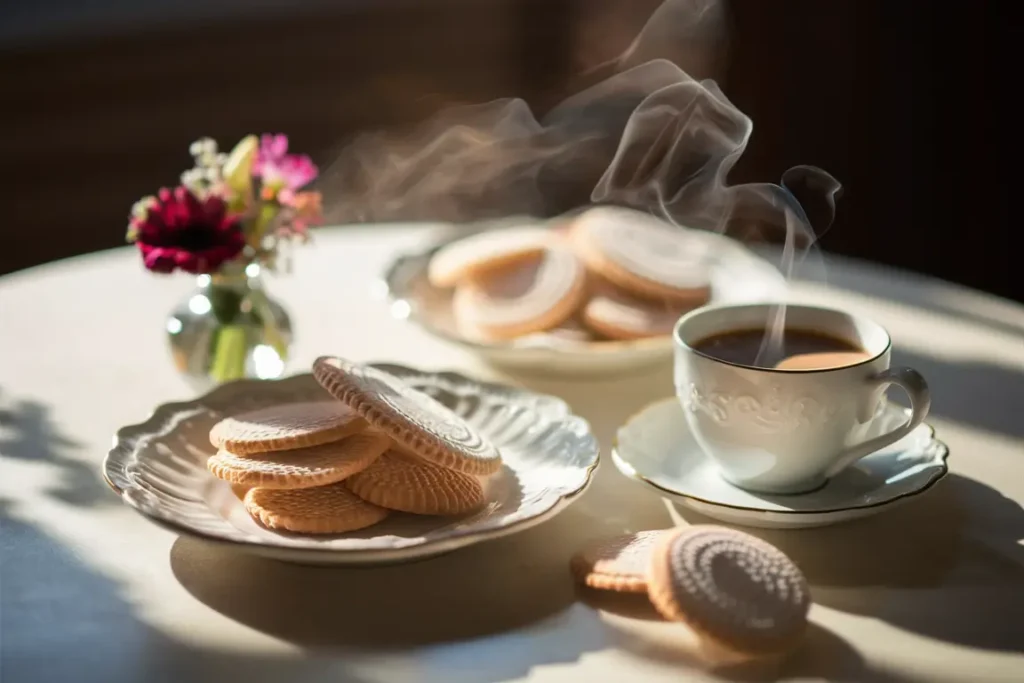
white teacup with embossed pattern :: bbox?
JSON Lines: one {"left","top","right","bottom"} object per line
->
{"left": 673, "top": 303, "right": 930, "bottom": 495}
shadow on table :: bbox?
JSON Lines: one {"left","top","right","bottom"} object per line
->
{"left": 600, "top": 616, "right": 926, "bottom": 683}
{"left": 805, "top": 254, "right": 1024, "bottom": 439}
{"left": 170, "top": 501, "right": 602, "bottom": 653}
{"left": 889, "top": 349, "right": 1024, "bottom": 440}
{"left": 673, "top": 473, "right": 1024, "bottom": 654}
{"left": 576, "top": 587, "right": 925, "bottom": 681}
{"left": 0, "top": 504, "right": 379, "bottom": 683}
{"left": 0, "top": 387, "right": 114, "bottom": 508}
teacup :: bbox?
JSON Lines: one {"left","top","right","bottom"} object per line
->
{"left": 673, "top": 302, "right": 931, "bottom": 495}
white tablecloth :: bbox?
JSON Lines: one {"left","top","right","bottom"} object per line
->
{"left": 2, "top": 225, "right": 1022, "bottom": 683}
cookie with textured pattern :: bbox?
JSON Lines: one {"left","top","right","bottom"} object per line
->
{"left": 569, "top": 206, "right": 712, "bottom": 305}
{"left": 244, "top": 482, "right": 389, "bottom": 534}
{"left": 312, "top": 357, "right": 502, "bottom": 476}
{"left": 427, "top": 226, "right": 554, "bottom": 288}
{"left": 209, "top": 401, "right": 366, "bottom": 455}
{"left": 346, "top": 449, "right": 486, "bottom": 515}
{"left": 207, "top": 431, "right": 391, "bottom": 489}
{"left": 570, "top": 530, "right": 666, "bottom": 593}
{"left": 647, "top": 526, "right": 811, "bottom": 658}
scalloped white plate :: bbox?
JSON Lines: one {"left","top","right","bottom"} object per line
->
{"left": 104, "top": 364, "right": 600, "bottom": 565}
{"left": 380, "top": 226, "right": 787, "bottom": 376}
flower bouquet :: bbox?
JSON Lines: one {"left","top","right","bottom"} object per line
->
{"left": 126, "top": 134, "right": 323, "bottom": 388}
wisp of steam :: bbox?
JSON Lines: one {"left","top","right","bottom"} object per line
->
{"left": 319, "top": 0, "right": 843, "bottom": 364}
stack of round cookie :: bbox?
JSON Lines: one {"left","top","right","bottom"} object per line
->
{"left": 206, "top": 358, "right": 503, "bottom": 534}
{"left": 428, "top": 206, "right": 713, "bottom": 343}
{"left": 570, "top": 527, "right": 812, "bottom": 664}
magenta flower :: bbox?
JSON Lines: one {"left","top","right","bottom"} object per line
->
{"left": 128, "top": 187, "right": 246, "bottom": 274}
{"left": 253, "top": 133, "right": 318, "bottom": 194}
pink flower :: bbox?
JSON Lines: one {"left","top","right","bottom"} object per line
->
{"left": 128, "top": 187, "right": 246, "bottom": 274}
{"left": 279, "top": 191, "right": 324, "bottom": 239}
{"left": 253, "top": 134, "right": 318, "bottom": 194}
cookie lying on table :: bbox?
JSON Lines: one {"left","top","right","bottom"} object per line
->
{"left": 571, "top": 526, "right": 811, "bottom": 665}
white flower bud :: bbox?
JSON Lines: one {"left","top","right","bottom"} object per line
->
{"left": 131, "top": 196, "right": 156, "bottom": 218}
{"left": 181, "top": 169, "right": 205, "bottom": 189}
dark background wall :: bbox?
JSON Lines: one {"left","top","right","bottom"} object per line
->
{"left": 0, "top": 0, "right": 1015, "bottom": 300}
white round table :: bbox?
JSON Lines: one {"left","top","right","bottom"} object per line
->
{"left": 2, "top": 225, "right": 1022, "bottom": 683}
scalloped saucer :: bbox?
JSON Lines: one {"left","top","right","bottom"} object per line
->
{"left": 612, "top": 398, "right": 949, "bottom": 529}
{"left": 104, "top": 364, "right": 599, "bottom": 565}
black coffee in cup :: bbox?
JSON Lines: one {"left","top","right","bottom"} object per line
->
{"left": 693, "top": 328, "right": 866, "bottom": 369}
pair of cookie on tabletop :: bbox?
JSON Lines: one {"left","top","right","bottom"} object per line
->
{"left": 571, "top": 527, "right": 811, "bottom": 666}
{"left": 428, "top": 205, "right": 713, "bottom": 343}
{"left": 207, "top": 357, "right": 502, "bottom": 534}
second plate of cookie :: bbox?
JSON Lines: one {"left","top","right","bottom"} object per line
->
{"left": 381, "top": 207, "right": 788, "bottom": 376}
{"left": 104, "top": 362, "right": 600, "bottom": 565}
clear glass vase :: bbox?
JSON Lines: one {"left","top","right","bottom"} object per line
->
{"left": 166, "top": 262, "right": 292, "bottom": 391}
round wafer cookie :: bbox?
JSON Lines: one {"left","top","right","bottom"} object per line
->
{"left": 244, "top": 482, "right": 389, "bottom": 534}
{"left": 647, "top": 526, "right": 811, "bottom": 658}
{"left": 346, "top": 449, "right": 486, "bottom": 515}
{"left": 582, "top": 282, "right": 699, "bottom": 340}
{"left": 312, "top": 357, "right": 502, "bottom": 476}
{"left": 569, "top": 206, "right": 712, "bottom": 305}
{"left": 207, "top": 431, "right": 391, "bottom": 489}
{"left": 452, "top": 246, "right": 587, "bottom": 341}
{"left": 209, "top": 401, "right": 366, "bottom": 455}
{"left": 570, "top": 530, "right": 666, "bottom": 593}
{"left": 428, "top": 227, "right": 554, "bottom": 288}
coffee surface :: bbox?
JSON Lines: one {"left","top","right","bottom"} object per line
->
{"left": 693, "top": 327, "right": 864, "bottom": 369}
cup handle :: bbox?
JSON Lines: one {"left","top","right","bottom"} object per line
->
{"left": 823, "top": 367, "right": 931, "bottom": 479}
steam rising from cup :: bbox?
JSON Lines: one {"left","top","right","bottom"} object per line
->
{"left": 319, "top": 0, "right": 843, "bottom": 360}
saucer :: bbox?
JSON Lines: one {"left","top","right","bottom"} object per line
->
{"left": 380, "top": 220, "right": 786, "bottom": 376}
{"left": 104, "top": 364, "right": 599, "bottom": 565}
{"left": 612, "top": 398, "right": 949, "bottom": 529}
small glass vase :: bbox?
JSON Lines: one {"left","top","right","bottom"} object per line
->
{"left": 166, "top": 262, "right": 293, "bottom": 391}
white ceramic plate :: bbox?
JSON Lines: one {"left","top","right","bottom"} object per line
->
{"left": 380, "top": 225, "right": 787, "bottom": 376}
{"left": 104, "top": 364, "right": 600, "bottom": 564}
{"left": 612, "top": 398, "right": 950, "bottom": 529}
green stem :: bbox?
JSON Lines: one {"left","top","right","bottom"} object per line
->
{"left": 248, "top": 288, "right": 288, "bottom": 357}
{"left": 207, "top": 283, "right": 243, "bottom": 325}
{"left": 250, "top": 202, "right": 280, "bottom": 247}
{"left": 205, "top": 278, "right": 249, "bottom": 383}
{"left": 209, "top": 325, "right": 248, "bottom": 382}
